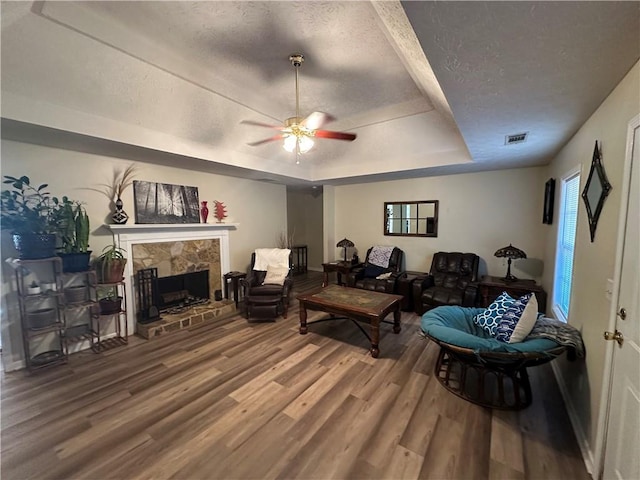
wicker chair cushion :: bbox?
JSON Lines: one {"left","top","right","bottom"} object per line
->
{"left": 421, "top": 306, "right": 558, "bottom": 354}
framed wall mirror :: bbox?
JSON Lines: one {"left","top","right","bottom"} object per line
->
{"left": 384, "top": 200, "right": 439, "bottom": 237}
{"left": 582, "top": 141, "right": 612, "bottom": 242}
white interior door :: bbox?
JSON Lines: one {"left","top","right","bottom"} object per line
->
{"left": 602, "top": 118, "right": 640, "bottom": 480}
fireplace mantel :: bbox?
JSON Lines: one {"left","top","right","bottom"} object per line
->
{"left": 108, "top": 223, "right": 238, "bottom": 235}
{"left": 106, "top": 223, "right": 238, "bottom": 334}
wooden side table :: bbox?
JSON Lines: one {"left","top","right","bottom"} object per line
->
{"left": 223, "top": 271, "right": 247, "bottom": 307}
{"left": 396, "top": 271, "right": 429, "bottom": 311}
{"left": 291, "top": 245, "right": 308, "bottom": 275}
{"left": 322, "top": 261, "right": 356, "bottom": 287}
{"left": 478, "top": 275, "right": 547, "bottom": 313}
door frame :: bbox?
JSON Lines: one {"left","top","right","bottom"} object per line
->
{"left": 593, "top": 113, "right": 640, "bottom": 478}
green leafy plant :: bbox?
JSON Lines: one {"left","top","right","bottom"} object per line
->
{"left": 93, "top": 244, "right": 127, "bottom": 283}
{"left": 96, "top": 284, "right": 122, "bottom": 315}
{"left": 97, "top": 285, "right": 118, "bottom": 300}
{"left": 0, "top": 175, "right": 58, "bottom": 234}
{"left": 52, "top": 197, "right": 90, "bottom": 253}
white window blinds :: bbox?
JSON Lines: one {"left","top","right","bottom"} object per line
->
{"left": 553, "top": 172, "right": 580, "bottom": 321}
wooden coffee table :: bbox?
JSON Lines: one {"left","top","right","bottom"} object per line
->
{"left": 297, "top": 284, "right": 403, "bottom": 358}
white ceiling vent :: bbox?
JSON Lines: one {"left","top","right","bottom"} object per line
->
{"left": 505, "top": 132, "right": 528, "bottom": 145}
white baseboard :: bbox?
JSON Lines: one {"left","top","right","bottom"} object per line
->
{"left": 3, "top": 358, "right": 26, "bottom": 372}
{"left": 551, "top": 361, "right": 595, "bottom": 476}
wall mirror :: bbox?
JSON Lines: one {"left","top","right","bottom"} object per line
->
{"left": 581, "top": 141, "right": 612, "bottom": 242}
{"left": 384, "top": 200, "right": 439, "bottom": 237}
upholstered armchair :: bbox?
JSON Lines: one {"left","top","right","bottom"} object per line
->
{"left": 241, "top": 249, "right": 293, "bottom": 320}
{"left": 413, "top": 252, "right": 479, "bottom": 314}
{"left": 345, "top": 246, "right": 405, "bottom": 294}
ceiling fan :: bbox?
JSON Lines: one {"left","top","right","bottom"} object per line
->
{"left": 241, "top": 54, "right": 357, "bottom": 159}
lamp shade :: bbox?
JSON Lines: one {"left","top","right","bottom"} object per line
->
{"left": 336, "top": 238, "right": 355, "bottom": 249}
{"left": 494, "top": 244, "right": 527, "bottom": 260}
{"left": 336, "top": 238, "right": 355, "bottom": 262}
{"left": 494, "top": 244, "right": 526, "bottom": 282}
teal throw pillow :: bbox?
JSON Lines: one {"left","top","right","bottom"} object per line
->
{"left": 473, "top": 291, "right": 515, "bottom": 336}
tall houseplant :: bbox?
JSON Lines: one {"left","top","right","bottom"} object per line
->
{"left": 52, "top": 197, "right": 91, "bottom": 272}
{"left": 93, "top": 244, "right": 127, "bottom": 284}
{"left": 0, "top": 175, "right": 58, "bottom": 259}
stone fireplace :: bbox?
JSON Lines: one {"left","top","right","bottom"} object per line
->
{"left": 107, "top": 223, "right": 237, "bottom": 336}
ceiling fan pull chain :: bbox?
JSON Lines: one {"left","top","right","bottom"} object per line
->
{"left": 295, "top": 61, "right": 300, "bottom": 120}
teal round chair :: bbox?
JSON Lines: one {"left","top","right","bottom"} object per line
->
{"left": 421, "top": 306, "right": 565, "bottom": 409}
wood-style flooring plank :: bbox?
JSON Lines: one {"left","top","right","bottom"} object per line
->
{"left": 0, "top": 271, "right": 590, "bottom": 480}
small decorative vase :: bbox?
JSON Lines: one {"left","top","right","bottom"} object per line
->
{"left": 112, "top": 197, "right": 129, "bottom": 224}
{"left": 200, "top": 201, "right": 209, "bottom": 223}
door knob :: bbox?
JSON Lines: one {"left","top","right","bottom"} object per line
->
{"left": 617, "top": 308, "right": 627, "bottom": 320}
{"left": 603, "top": 330, "right": 624, "bottom": 346}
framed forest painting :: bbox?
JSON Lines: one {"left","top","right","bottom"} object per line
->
{"left": 133, "top": 180, "right": 200, "bottom": 224}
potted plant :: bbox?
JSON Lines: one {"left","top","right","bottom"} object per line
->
{"left": 97, "top": 285, "right": 122, "bottom": 315}
{"left": 52, "top": 197, "right": 91, "bottom": 272}
{"left": 1, "top": 175, "right": 58, "bottom": 259}
{"left": 93, "top": 244, "right": 127, "bottom": 284}
{"left": 27, "top": 280, "right": 41, "bottom": 295}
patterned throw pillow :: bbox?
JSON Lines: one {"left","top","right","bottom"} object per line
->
{"left": 495, "top": 294, "right": 538, "bottom": 343}
{"left": 263, "top": 265, "right": 289, "bottom": 285}
{"left": 473, "top": 291, "right": 515, "bottom": 336}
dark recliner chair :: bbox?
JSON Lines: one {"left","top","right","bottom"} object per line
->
{"left": 241, "top": 251, "right": 293, "bottom": 320}
{"left": 413, "top": 252, "right": 479, "bottom": 314}
{"left": 345, "top": 246, "right": 405, "bottom": 294}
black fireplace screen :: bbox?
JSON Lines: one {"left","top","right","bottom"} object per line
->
{"left": 136, "top": 268, "right": 210, "bottom": 323}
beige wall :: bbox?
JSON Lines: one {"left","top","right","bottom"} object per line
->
{"left": 0, "top": 139, "right": 287, "bottom": 369}
{"left": 333, "top": 167, "right": 547, "bottom": 281}
{"left": 541, "top": 60, "right": 640, "bottom": 461}
{"left": 286, "top": 188, "right": 324, "bottom": 271}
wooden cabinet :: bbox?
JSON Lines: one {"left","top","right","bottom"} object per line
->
{"left": 478, "top": 275, "right": 548, "bottom": 313}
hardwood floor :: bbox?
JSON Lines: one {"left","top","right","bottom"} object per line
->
{"left": 1, "top": 271, "right": 589, "bottom": 479}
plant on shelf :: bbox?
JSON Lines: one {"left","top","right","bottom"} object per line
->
{"left": 51, "top": 197, "right": 91, "bottom": 272}
{"left": 53, "top": 197, "right": 90, "bottom": 253}
{"left": 97, "top": 285, "right": 122, "bottom": 315}
{"left": 0, "top": 175, "right": 58, "bottom": 259}
{"left": 93, "top": 244, "right": 127, "bottom": 284}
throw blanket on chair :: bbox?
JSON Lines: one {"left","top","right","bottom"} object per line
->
{"left": 368, "top": 246, "right": 395, "bottom": 268}
{"left": 527, "top": 317, "right": 586, "bottom": 360}
{"left": 254, "top": 248, "right": 291, "bottom": 271}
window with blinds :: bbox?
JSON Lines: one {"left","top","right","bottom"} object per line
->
{"left": 553, "top": 170, "right": 580, "bottom": 322}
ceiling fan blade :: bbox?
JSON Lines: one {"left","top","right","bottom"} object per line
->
{"left": 300, "top": 111, "right": 335, "bottom": 130}
{"left": 314, "top": 130, "right": 357, "bottom": 141}
{"left": 241, "top": 120, "right": 284, "bottom": 130}
{"left": 247, "top": 134, "right": 285, "bottom": 147}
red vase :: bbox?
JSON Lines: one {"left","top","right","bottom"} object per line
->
{"left": 200, "top": 201, "right": 209, "bottom": 223}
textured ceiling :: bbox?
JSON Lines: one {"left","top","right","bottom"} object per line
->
{"left": 1, "top": 1, "right": 639, "bottom": 186}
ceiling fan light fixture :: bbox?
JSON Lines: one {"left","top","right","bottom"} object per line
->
{"left": 283, "top": 134, "right": 314, "bottom": 153}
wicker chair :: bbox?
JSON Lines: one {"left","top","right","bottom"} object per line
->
{"left": 421, "top": 306, "right": 565, "bottom": 410}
